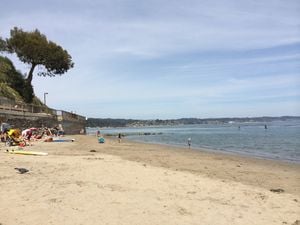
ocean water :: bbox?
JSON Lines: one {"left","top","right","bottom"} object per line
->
{"left": 86, "top": 120, "right": 300, "bottom": 163}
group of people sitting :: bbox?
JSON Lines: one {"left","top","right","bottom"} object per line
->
{"left": 0, "top": 123, "right": 64, "bottom": 147}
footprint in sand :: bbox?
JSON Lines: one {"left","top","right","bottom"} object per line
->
{"left": 177, "top": 206, "right": 192, "bottom": 215}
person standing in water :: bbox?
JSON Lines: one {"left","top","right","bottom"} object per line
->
{"left": 118, "top": 133, "right": 122, "bottom": 143}
{"left": 187, "top": 137, "right": 192, "bottom": 149}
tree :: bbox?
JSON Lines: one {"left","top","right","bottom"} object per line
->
{"left": 5, "top": 27, "right": 74, "bottom": 85}
{"left": 0, "top": 36, "right": 6, "bottom": 51}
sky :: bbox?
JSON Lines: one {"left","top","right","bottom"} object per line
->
{"left": 0, "top": 0, "right": 299, "bottom": 119}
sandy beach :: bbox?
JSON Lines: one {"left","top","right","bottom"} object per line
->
{"left": 0, "top": 135, "right": 299, "bottom": 225}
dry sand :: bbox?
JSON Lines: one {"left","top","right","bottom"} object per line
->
{"left": 0, "top": 135, "right": 299, "bottom": 225}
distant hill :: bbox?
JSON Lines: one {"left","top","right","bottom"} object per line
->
{"left": 87, "top": 116, "right": 300, "bottom": 128}
{"left": 0, "top": 56, "right": 43, "bottom": 106}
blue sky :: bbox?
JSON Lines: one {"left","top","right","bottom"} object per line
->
{"left": 0, "top": 0, "right": 299, "bottom": 119}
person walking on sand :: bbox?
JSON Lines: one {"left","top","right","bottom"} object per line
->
{"left": 118, "top": 133, "right": 122, "bottom": 143}
{"left": 187, "top": 137, "right": 191, "bottom": 149}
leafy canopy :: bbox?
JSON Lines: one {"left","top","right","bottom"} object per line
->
{"left": 6, "top": 27, "right": 74, "bottom": 84}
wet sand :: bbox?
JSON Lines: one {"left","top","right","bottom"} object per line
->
{"left": 0, "top": 135, "right": 299, "bottom": 225}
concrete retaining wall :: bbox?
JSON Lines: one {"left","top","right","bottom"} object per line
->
{"left": 0, "top": 110, "right": 86, "bottom": 134}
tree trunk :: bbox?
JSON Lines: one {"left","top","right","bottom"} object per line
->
{"left": 26, "top": 63, "right": 36, "bottom": 85}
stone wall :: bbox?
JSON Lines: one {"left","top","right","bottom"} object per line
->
{"left": 60, "top": 120, "right": 86, "bottom": 134}
{"left": 0, "top": 111, "right": 86, "bottom": 134}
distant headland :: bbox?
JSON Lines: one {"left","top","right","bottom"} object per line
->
{"left": 87, "top": 116, "right": 300, "bottom": 128}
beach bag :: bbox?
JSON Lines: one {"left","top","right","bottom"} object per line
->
{"left": 98, "top": 137, "right": 105, "bottom": 143}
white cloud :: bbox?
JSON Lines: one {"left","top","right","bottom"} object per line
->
{"left": 1, "top": 0, "right": 299, "bottom": 118}
{"left": 1, "top": 0, "right": 299, "bottom": 59}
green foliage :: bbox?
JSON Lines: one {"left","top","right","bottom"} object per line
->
{"left": 0, "top": 83, "right": 23, "bottom": 101}
{"left": 0, "top": 56, "right": 34, "bottom": 103}
{"left": 0, "top": 36, "right": 6, "bottom": 51}
{"left": 5, "top": 27, "right": 74, "bottom": 84}
{"left": 0, "top": 58, "right": 10, "bottom": 83}
{"left": 1, "top": 27, "right": 73, "bottom": 105}
{"left": 31, "top": 96, "right": 45, "bottom": 106}
{"left": 21, "top": 81, "right": 34, "bottom": 103}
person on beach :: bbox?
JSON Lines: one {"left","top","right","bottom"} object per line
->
{"left": 96, "top": 130, "right": 100, "bottom": 137}
{"left": 0, "top": 131, "right": 7, "bottom": 142}
{"left": 187, "top": 137, "right": 191, "bottom": 149}
{"left": 118, "top": 133, "right": 122, "bottom": 143}
{"left": 22, "top": 128, "right": 35, "bottom": 140}
{"left": 22, "top": 128, "right": 37, "bottom": 145}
